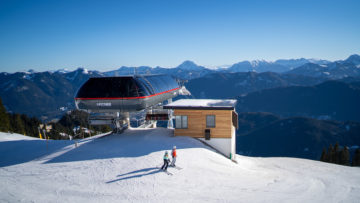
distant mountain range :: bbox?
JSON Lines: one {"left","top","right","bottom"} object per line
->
{"left": 185, "top": 71, "right": 325, "bottom": 99}
{"left": 1, "top": 54, "right": 359, "bottom": 120}
{"left": 2, "top": 55, "right": 360, "bottom": 162}
{"left": 5, "top": 54, "right": 360, "bottom": 81}
{"left": 236, "top": 80, "right": 360, "bottom": 122}
{"left": 286, "top": 54, "right": 360, "bottom": 79}
{"left": 236, "top": 112, "right": 360, "bottom": 160}
{"left": 103, "top": 54, "right": 360, "bottom": 79}
{"left": 102, "top": 57, "right": 334, "bottom": 78}
{"left": 225, "top": 58, "right": 330, "bottom": 73}
{"left": 0, "top": 69, "right": 102, "bottom": 119}
{"left": 103, "top": 60, "right": 214, "bottom": 80}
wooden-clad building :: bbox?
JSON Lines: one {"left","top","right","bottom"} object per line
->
{"left": 164, "top": 99, "right": 238, "bottom": 160}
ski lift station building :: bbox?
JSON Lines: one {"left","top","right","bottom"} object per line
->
{"left": 75, "top": 75, "right": 238, "bottom": 160}
{"left": 164, "top": 99, "right": 238, "bottom": 160}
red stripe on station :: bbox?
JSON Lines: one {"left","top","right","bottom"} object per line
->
{"left": 75, "top": 87, "right": 180, "bottom": 100}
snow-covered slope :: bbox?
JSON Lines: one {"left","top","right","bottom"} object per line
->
{"left": 1, "top": 129, "right": 359, "bottom": 202}
{"left": 0, "top": 132, "right": 38, "bottom": 141}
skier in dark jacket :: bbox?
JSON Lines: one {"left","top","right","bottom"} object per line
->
{"left": 161, "top": 151, "right": 170, "bottom": 171}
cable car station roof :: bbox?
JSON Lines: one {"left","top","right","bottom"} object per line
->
{"left": 164, "top": 99, "right": 237, "bottom": 110}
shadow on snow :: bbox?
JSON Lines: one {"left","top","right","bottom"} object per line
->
{"left": 106, "top": 167, "right": 162, "bottom": 183}
{"left": 44, "top": 128, "right": 204, "bottom": 164}
{"left": 0, "top": 139, "right": 72, "bottom": 167}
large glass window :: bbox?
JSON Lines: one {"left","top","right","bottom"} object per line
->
{"left": 206, "top": 115, "right": 216, "bottom": 128}
{"left": 175, "top": 115, "right": 188, "bottom": 129}
{"left": 182, "top": 116, "right": 188, "bottom": 128}
{"left": 76, "top": 77, "right": 136, "bottom": 98}
{"left": 175, "top": 116, "right": 182, "bottom": 128}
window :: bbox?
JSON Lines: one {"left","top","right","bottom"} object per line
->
{"left": 206, "top": 115, "right": 216, "bottom": 128}
{"left": 175, "top": 115, "right": 188, "bottom": 129}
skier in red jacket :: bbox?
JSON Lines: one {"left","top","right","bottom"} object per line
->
{"left": 170, "top": 146, "right": 177, "bottom": 167}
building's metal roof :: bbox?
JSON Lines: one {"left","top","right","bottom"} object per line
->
{"left": 76, "top": 75, "right": 179, "bottom": 98}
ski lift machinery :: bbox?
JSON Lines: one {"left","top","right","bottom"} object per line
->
{"left": 74, "top": 74, "right": 190, "bottom": 132}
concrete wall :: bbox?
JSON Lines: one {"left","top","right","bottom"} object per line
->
{"left": 198, "top": 137, "right": 236, "bottom": 160}
{"left": 231, "top": 125, "right": 236, "bottom": 159}
{"left": 197, "top": 125, "right": 236, "bottom": 160}
{"left": 198, "top": 137, "right": 231, "bottom": 157}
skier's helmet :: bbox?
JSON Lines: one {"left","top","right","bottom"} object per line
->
{"left": 165, "top": 151, "right": 168, "bottom": 154}
{"left": 173, "top": 146, "right": 176, "bottom": 149}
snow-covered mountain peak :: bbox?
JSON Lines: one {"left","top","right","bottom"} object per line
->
{"left": 65, "top": 68, "right": 85, "bottom": 81}
{"left": 308, "top": 58, "right": 331, "bottom": 65}
{"left": 74, "top": 67, "right": 85, "bottom": 72}
{"left": 27, "top": 69, "right": 37, "bottom": 73}
{"left": 71, "top": 67, "right": 90, "bottom": 74}
{"left": 250, "top": 59, "right": 268, "bottom": 67}
{"left": 206, "top": 64, "right": 232, "bottom": 70}
{"left": 176, "top": 60, "right": 204, "bottom": 70}
{"left": 19, "top": 70, "right": 34, "bottom": 75}
{"left": 345, "top": 54, "right": 360, "bottom": 65}
{"left": 54, "top": 68, "right": 70, "bottom": 74}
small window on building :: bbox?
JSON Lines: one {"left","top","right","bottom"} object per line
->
{"left": 175, "top": 115, "right": 188, "bottom": 129}
{"left": 206, "top": 115, "right": 215, "bottom": 128}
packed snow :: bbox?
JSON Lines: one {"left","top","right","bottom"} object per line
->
{"left": 0, "top": 132, "right": 38, "bottom": 141}
{"left": 1, "top": 129, "right": 360, "bottom": 202}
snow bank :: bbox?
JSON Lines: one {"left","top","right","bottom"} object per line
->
{"left": 0, "top": 128, "right": 359, "bottom": 202}
{"left": 0, "top": 132, "right": 39, "bottom": 141}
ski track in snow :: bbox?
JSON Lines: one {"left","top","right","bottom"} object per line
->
{"left": 0, "top": 129, "right": 359, "bottom": 203}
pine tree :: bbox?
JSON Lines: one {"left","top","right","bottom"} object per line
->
{"left": 328, "top": 144, "right": 334, "bottom": 163}
{"left": 333, "top": 143, "right": 340, "bottom": 164}
{"left": 320, "top": 148, "right": 328, "bottom": 162}
{"left": 10, "top": 114, "right": 26, "bottom": 135}
{"left": 352, "top": 149, "right": 360, "bottom": 167}
{"left": 19, "top": 114, "right": 41, "bottom": 137}
{"left": 0, "top": 98, "right": 10, "bottom": 132}
{"left": 339, "top": 146, "right": 350, "bottom": 166}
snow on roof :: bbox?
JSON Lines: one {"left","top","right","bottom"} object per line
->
{"left": 164, "top": 99, "right": 236, "bottom": 110}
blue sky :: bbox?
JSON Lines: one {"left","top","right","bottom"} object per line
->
{"left": 0, "top": 0, "right": 359, "bottom": 72}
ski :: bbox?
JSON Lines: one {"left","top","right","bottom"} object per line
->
{"left": 169, "top": 165, "right": 182, "bottom": 170}
{"left": 163, "top": 170, "right": 173, "bottom": 175}
{"left": 156, "top": 166, "right": 173, "bottom": 175}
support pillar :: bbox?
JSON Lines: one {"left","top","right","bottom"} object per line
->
{"left": 167, "top": 99, "right": 173, "bottom": 129}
